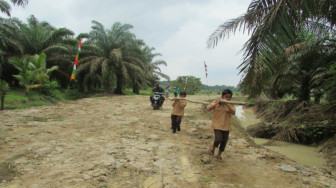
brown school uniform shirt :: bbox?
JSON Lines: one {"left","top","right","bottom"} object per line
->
{"left": 171, "top": 100, "right": 187, "bottom": 116}
{"left": 209, "top": 99, "right": 236, "bottom": 131}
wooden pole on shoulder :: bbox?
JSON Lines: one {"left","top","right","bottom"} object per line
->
{"left": 167, "top": 97, "right": 246, "bottom": 105}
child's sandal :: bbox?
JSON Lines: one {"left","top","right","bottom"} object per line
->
{"left": 208, "top": 149, "right": 214, "bottom": 156}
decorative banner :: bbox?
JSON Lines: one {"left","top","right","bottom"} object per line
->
{"left": 70, "top": 39, "right": 82, "bottom": 80}
{"left": 184, "top": 77, "right": 188, "bottom": 91}
{"left": 204, "top": 61, "right": 208, "bottom": 78}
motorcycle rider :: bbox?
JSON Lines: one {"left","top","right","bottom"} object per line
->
{"left": 150, "top": 83, "right": 165, "bottom": 106}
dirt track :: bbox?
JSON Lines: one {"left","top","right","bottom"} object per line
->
{"left": 0, "top": 95, "right": 335, "bottom": 187}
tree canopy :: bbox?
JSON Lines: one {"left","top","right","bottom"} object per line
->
{"left": 0, "top": 14, "right": 169, "bottom": 95}
{"left": 208, "top": 0, "right": 336, "bottom": 106}
{"left": 171, "top": 76, "right": 202, "bottom": 95}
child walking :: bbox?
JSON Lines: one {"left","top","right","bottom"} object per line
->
{"left": 207, "top": 89, "right": 236, "bottom": 161}
{"left": 165, "top": 86, "right": 170, "bottom": 98}
{"left": 171, "top": 92, "right": 187, "bottom": 133}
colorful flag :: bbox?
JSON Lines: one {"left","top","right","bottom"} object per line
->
{"left": 204, "top": 61, "right": 208, "bottom": 78}
{"left": 70, "top": 39, "right": 82, "bottom": 80}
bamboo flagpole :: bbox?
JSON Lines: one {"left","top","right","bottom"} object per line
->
{"left": 70, "top": 39, "right": 82, "bottom": 81}
{"left": 167, "top": 97, "right": 246, "bottom": 105}
{"left": 203, "top": 61, "right": 210, "bottom": 100}
{"left": 204, "top": 61, "right": 208, "bottom": 83}
{"left": 183, "top": 77, "right": 188, "bottom": 91}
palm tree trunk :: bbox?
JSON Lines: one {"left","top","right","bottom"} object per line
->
{"left": 133, "top": 83, "right": 140, "bottom": 94}
{"left": 314, "top": 93, "right": 322, "bottom": 104}
{"left": 25, "top": 87, "right": 29, "bottom": 96}
{"left": 299, "top": 77, "right": 311, "bottom": 102}
{"left": 1, "top": 95, "right": 4, "bottom": 110}
{"left": 105, "top": 82, "right": 114, "bottom": 94}
{"left": 115, "top": 72, "right": 124, "bottom": 94}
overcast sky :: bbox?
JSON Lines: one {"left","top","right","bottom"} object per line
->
{"left": 10, "top": 0, "right": 251, "bottom": 86}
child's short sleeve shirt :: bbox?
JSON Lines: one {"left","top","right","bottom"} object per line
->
{"left": 171, "top": 100, "right": 187, "bottom": 116}
{"left": 210, "top": 100, "right": 235, "bottom": 131}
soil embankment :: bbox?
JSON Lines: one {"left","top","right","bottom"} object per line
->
{"left": 246, "top": 99, "right": 336, "bottom": 169}
{"left": 0, "top": 95, "right": 335, "bottom": 187}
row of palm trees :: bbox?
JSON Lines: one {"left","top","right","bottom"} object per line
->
{"left": 208, "top": 0, "right": 336, "bottom": 108}
{"left": 0, "top": 14, "right": 169, "bottom": 95}
{"left": 76, "top": 21, "right": 169, "bottom": 94}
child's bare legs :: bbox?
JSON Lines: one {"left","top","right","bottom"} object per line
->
{"left": 209, "top": 144, "right": 215, "bottom": 155}
{"left": 176, "top": 116, "right": 182, "bottom": 131}
{"left": 216, "top": 151, "right": 223, "bottom": 161}
{"left": 171, "top": 115, "right": 182, "bottom": 133}
{"left": 171, "top": 115, "right": 176, "bottom": 133}
{"left": 211, "top": 130, "right": 229, "bottom": 161}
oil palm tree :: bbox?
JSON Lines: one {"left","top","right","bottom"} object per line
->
{"left": 122, "top": 42, "right": 169, "bottom": 94}
{"left": 77, "top": 21, "right": 146, "bottom": 94}
{"left": 208, "top": 0, "right": 336, "bottom": 72}
{"left": 208, "top": 0, "right": 336, "bottom": 102}
{"left": 30, "top": 53, "right": 59, "bottom": 86}
{"left": 142, "top": 46, "right": 169, "bottom": 87}
{"left": 9, "top": 53, "right": 58, "bottom": 95}
{"left": 238, "top": 24, "right": 334, "bottom": 100}
{"left": 9, "top": 54, "right": 36, "bottom": 95}
{"left": 0, "top": 17, "right": 23, "bottom": 81}
{"left": 122, "top": 39, "right": 147, "bottom": 94}
{"left": 0, "top": 79, "right": 9, "bottom": 110}
{"left": 0, "top": 15, "right": 76, "bottom": 87}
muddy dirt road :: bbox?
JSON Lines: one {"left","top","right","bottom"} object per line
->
{"left": 0, "top": 95, "right": 335, "bottom": 187}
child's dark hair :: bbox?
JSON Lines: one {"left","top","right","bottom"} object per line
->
{"left": 222, "top": 89, "right": 233, "bottom": 96}
{"left": 180, "top": 92, "right": 187, "bottom": 96}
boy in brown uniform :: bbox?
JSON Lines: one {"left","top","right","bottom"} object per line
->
{"left": 207, "top": 89, "right": 236, "bottom": 161}
{"left": 171, "top": 92, "right": 187, "bottom": 133}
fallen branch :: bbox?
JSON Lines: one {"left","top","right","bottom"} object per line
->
{"left": 167, "top": 97, "right": 246, "bottom": 105}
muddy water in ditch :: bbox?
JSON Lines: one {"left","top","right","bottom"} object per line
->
{"left": 235, "top": 106, "right": 324, "bottom": 168}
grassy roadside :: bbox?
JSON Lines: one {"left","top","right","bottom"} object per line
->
{"left": 3, "top": 88, "right": 246, "bottom": 110}
{"left": 3, "top": 88, "right": 84, "bottom": 110}
{"left": 2, "top": 87, "right": 155, "bottom": 110}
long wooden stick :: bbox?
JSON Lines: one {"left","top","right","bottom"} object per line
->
{"left": 167, "top": 97, "right": 246, "bottom": 105}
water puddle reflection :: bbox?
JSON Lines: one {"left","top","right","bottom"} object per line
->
{"left": 235, "top": 106, "right": 260, "bottom": 128}
{"left": 237, "top": 106, "right": 324, "bottom": 168}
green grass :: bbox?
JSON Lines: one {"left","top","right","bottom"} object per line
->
{"left": 5, "top": 94, "right": 28, "bottom": 103}
{"left": 124, "top": 88, "right": 137, "bottom": 95}
{"left": 139, "top": 88, "right": 152, "bottom": 95}
{"left": 6, "top": 101, "right": 51, "bottom": 109}
{"left": 0, "top": 153, "right": 29, "bottom": 182}
{"left": 5, "top": 89, "right": 29, "bottom": 103}
{"left": 0, "top": 161, "right": 17, "bottom": 182}
{"left": 124, "top": 87, "right": 153, "bottom": 96}
{"left": 2, "top": 88, "right": 84, "bottom": 110}
{"left": 202, "top": 177, "right": 212, "bottom": 182}
{"left": 3, "top": 87, "right": 155, "bottom": 110}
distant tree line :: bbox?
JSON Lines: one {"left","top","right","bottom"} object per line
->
{"left": 160, "top": 76, "right": 238, "bottom": 95}
{"left": 200, "top": 84, "right": 238, "bottom": 93}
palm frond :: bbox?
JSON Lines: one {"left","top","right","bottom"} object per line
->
{"left": 11, "top": 0, "right": 28, "bottom": 7}
{"left": 154, "top": 71, "right": 170, "bottom": 81}
{"left": 152, "top": 60, "right": 167, "bottom": 67}
{"left": 0, "top": 0, "right": 11, "bottom": 16}
{"left": 42, "top": 45, "right": 70, "bottom": 54}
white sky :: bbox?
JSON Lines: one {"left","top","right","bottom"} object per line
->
{"left": 9, "top": 0, "right": 251, "bottom": 86}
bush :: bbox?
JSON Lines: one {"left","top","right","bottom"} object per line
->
{"left": 40, "top": 81, "right": 61, "bottom": 99}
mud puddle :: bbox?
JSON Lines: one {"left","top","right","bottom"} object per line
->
{"left": 236, "top": 106, "right": 325, "bottom": 168}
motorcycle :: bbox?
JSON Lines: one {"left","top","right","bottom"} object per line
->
{"left": 150, "top": 92, "right": 165, "bottom": 110}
